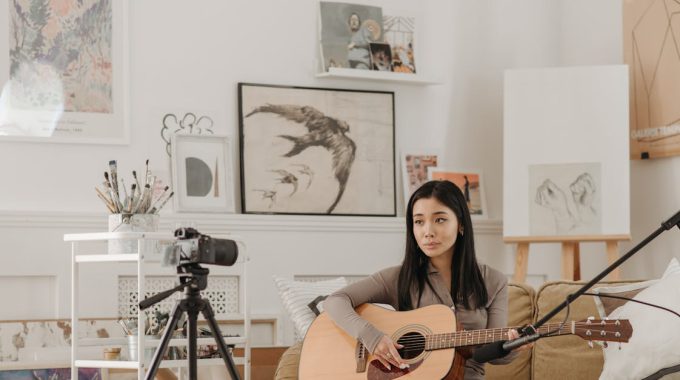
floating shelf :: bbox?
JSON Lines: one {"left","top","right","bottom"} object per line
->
{"left": 316, "top": 67, "right": 443, "bottom": 85}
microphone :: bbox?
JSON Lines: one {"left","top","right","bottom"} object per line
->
{"left": 472, "top": 333, "right": 541, "bottom": 363}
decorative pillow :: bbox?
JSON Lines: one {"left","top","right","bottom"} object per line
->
{"left": 593, "top": 258, "right": 680, "bottom": 318}
{"left": 599, "top": 257, "right": 680, "bottom": 380}
{"left": 273, "top": 276, "right": 347, "bottom": 340}
{"left": 592, "top": 280, "right": 657, "bottom": 317}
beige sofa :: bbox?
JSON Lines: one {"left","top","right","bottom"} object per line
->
{"left": 275, "top": 280, "right": 641, "bottom": 380}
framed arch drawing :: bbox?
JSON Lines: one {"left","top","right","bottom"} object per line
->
{"left": 171, "top": 134, "right": 235, "bottom": 213}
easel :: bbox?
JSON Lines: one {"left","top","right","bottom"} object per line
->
{"left": 504, "top": 235, "right": 631, "bottom": 283}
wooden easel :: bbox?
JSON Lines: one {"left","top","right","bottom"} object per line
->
{"left": 504, "top": 235, "right": 631, "bottom": 283}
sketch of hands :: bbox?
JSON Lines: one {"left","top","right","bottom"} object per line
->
{"left": 535, "top": 179, "right": 576, "bottom": 233}
{"left": 570, "top": 172, "right": 597, "bottom": 223}
{"left": 535, "top": 172, "right": 598, "bottom": 234}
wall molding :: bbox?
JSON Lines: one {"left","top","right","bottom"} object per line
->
{"left": 0, "top": 211, "right": 503, "bottom": 235}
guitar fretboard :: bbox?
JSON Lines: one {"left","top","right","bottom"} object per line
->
{"left": 426, "top": 323, "right": 570, "bottom": 350}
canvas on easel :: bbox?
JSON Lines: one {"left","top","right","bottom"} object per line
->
{"left": 503, "top": 65, "right": 631, "bottom": 282}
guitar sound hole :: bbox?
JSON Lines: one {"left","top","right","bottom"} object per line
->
{"left": 397, "top": 332, "right": 425, "bottom": 359}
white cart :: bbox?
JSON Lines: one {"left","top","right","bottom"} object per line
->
{"left": 65, "top": 231, "right": 250, "bottom": 380}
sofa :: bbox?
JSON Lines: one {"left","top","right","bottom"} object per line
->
{"left": 274, "top": 280, "right": 645, "bottom": 380}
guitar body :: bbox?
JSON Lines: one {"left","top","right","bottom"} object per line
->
{"left": 299, "top": 304, "right": 463, "bottom": 380}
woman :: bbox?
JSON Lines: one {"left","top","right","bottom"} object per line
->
{"left": 347, "top": 13, "right": 371, "bottom": 69}
{"left": 324, "top": 180, "right": 523, "bottom": 379}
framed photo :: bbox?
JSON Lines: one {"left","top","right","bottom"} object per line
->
{"left": 238, "top": 83, "right": 395, "bottom": 216}
{"left": 401, "top": 151, "right": 440, "bottom": 204}
{"left": 0, "top": 0, "right": 129, "bottom": 144}
{"left": 171, "top": 134, "right": 235, "bottom": 213}
{"left": 383, "top": 14, "right": 417, "bottom": 74}
{"left": 428, "top": 168, "right": 488, "bottom": 219}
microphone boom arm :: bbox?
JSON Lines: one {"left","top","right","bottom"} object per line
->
{"left": 533, "top": 210, "right": 680, "bottom": 332}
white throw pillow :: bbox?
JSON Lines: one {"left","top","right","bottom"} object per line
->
{"left": 273, "top": 276, "right": 348, "bottom": 341}
{"left": 599, "top": 257, "right": 680, "bottom": 380}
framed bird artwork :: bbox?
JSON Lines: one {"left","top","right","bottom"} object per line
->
{"left": 238, "top": 83, "right": 396, "bottom": 216}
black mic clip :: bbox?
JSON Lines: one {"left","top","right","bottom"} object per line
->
{"left": 472, "top": 326, "right": 542, "bottom": 364}
{"left": 502, "top": 331, "right": 541, "bottom": 351}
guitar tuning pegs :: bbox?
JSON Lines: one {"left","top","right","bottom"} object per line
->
{"left": 615, "top": 320, "right": 621, "bottom": 326}
{"left": 586, "top": 316, "right": 594, "bottom": 324}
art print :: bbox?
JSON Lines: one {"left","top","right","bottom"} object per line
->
{"left": 239, "top": 83, "right": 395, "bottom": 216}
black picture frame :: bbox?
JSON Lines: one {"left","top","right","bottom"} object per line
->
{"left": 238, "top": 83, "right": 396, "bottom": 216}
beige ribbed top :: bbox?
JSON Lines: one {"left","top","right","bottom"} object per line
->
{"left": 324, "top": 263, "right": 514, "bottom": 380}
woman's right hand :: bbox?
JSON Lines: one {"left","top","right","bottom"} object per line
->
{"left": 373, "top": 335, "right": 408, "bottom": 370}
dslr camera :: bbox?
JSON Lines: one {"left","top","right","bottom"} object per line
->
{"left": 162, "top": 227, "right": 238, "bottom": 267}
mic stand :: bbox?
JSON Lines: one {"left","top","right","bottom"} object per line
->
{"left": 526, "top": 209, "right": 680, "bottom": 334}
{"left": 138, "top": 264, "right": 241, "bottom": 380}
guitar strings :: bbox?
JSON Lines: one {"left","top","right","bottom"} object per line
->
{"left": 390, "top": 323, "right": 625, "bottom": 348}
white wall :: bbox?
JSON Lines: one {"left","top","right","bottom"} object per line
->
{"left": 2, "top": 0, "right": 678, "bottom": 347}
{"left": 0, "top": 0, "right": 506, "bottom": 347}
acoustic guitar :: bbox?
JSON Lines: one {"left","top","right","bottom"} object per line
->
{"left": 299, "top": 304, "right": 632, "bottom": 380}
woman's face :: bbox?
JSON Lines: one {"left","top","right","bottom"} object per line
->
{"left": 349, "top": 14, "right": 360, "bottom": 31}
{"left": 412, "top": 197, "right": 459, "bottom": 260}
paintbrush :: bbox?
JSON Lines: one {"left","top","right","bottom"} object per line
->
{"left": 104, "top": 172, "right": 121, "bottom": 213}
{"left": 149, "top": 191, "right": 174, "bottom": 214}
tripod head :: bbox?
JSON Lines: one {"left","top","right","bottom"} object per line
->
{"left": 139, "top": 263, "right": 210, "bottom": 311}
{"left": 178, "top": 263, "right": 210, "bottom": 291}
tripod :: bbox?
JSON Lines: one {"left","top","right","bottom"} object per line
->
{"left": 138, "top": 264, "right": 241, "bottom": 380}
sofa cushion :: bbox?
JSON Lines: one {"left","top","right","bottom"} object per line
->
{"left": 274, "top": 341, "right": 302, "bottom": 380}
{"left": 486, "top": 282, "right": 535, "bottom": 380}
{"left": 532, "top": 281, "right": 623, "bottom": 380}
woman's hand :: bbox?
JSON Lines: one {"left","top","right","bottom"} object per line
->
{"left": 507, "top": 329, "right": 533, "bottom": 352}
{"left": 373, "top": 335, "right": 409, "bottom": 370}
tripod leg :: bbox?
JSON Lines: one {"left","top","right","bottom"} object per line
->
{"left": 187, "top": 306, "right": 199, "bottom": 380}
{"left": 145, "top": 302, "right": 184, "bottom": 380}
{"left": 201, "top": 301, "right": 241, "bottom": 380}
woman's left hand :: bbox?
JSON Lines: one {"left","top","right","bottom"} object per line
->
{"left": 507, "top": 329, "right": 533, "bottom": 352}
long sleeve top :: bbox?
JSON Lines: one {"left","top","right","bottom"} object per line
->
{"left": 324, "top": 262, "right": 514, "bottom": 380}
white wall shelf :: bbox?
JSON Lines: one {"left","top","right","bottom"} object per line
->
{"left": 66, "top": 231, "right": 251, "bottom": 380}
{"left": 316, "top": 67, "right": 443, "bottom": 85}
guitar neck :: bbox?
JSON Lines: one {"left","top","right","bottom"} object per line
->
{"left": 426, "top": 322, "right": 571, "bottom": 350}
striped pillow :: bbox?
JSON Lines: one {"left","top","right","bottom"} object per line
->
{"left": 273, "top": 276, "right": 347, "bottom": 340}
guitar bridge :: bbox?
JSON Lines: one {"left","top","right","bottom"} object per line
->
{"left": 355, "top": 342, "right": 367, "bottom": 373}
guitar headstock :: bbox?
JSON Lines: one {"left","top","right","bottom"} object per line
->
{"left": 573, "top": 318, "right": 632, "bottom": 343}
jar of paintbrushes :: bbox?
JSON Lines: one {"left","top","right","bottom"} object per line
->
{"left": 95, "top": 159, "right": 174, "bottom": 254}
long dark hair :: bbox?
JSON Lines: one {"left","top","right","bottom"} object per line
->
{"left": 397, "top": 180, "right": 488, "bottom": 311}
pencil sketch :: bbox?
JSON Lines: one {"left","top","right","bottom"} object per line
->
{"left": 292, "top": 164, "right": 315, "bottom": 189}
{"left": 239, "top": 84, "right": 395, "bottom": 216}
{"left": 245, "top": 104, "right": 356, "bottom": 213}
{"left": 252, "top": 189, "right": 277, "bottom": 209}
{"left": 530, "top": 163, "right": 602, "bottom": 236}
{"left": 269, "top": 169, "right": 300, "bottom": 196}
{"left": 161, "top": 112, "right": 214, "bottom": 156}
